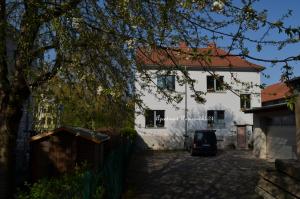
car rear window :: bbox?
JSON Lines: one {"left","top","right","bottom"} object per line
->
{"left": 194, "top": 132, "right": 203, "bottom": 141}
{"left": 195, "top": 131, "right": 216, "bottom": 142}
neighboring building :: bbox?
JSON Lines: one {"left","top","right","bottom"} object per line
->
{"left": 135, "top": 42, "right": 263, "bottom": 150}
{"left": 261, "top": 82, "right": 292, "bottom": 106}
{"left": 34, "top": 96, "right": 59, "bottom": 132}
{"left": 245, "top": 82, "right": 297, "bottom": 160}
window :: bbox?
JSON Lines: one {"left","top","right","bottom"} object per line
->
{"left": 207, "top": 76, "right": 224, "bottom": 92}
{"left": 157, "top": 75, "right": 175, "bottom": 91}
{"left": 240, "top": 94, "right": 251, "bottom": 109}
{"left": 145, "top": 110, "right": 165, "bottom": 128}
{"left": 207, "top": 110, "right": 214, "bottom": 125}
{"left": 207, "top": 110, "right": 225, "bottom": 128}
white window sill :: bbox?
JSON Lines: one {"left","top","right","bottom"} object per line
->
{"left": 145, "top": 127, "right": 166, "bottom": 129}
{"left": 240, "top": 108, "right": 251, "bottom": 111}
{"left": 207, "top": 90, "right": 227, "bottom": 93}
{"left": 157, "top": 88, "right": 176, "bottom": 92}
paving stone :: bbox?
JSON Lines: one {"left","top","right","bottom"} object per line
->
{"left": 259, "top": 169, "right": 300, "bottom": 198}
{"left": 275, "top": 159, "right": 300, "bottom": 181}
{"left": 257, "top": 178, "right": 297, "bottom": 199}
{"left": 124, "top": 150, "right": 272, "bottom": 199}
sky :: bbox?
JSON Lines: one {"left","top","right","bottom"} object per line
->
{"left": 241, "top": 0, "right": 300, "bottom": 85}
{"left": 43, "top": 1, "right": 300, "bottom": 87}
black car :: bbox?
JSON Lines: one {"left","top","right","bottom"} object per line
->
{"left": 185, "top": 130, "right": 217, "bottom": 156}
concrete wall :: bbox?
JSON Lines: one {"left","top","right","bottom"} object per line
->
{"left": 135, "top": 69, "right": 261, "bottom": 150}
{"left": 266, "top": 126, "right": 297, "bottom": 160}
{"left": 252, "top": 110, "right": 296, "bottom": 160}
{"left": 253, "top": 126, "right": 267, "bottom": 158}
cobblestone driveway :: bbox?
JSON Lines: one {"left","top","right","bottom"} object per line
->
{"left": 124, "top": 150, "right": 273, "bottom": 199}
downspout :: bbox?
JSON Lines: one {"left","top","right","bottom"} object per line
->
{"left": 185, "top": 65, "right": 188, "bottom": 138}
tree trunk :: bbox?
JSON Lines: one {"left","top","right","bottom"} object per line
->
{"left": 295, "top": 96, "right": 300, "bottom": 159}
{"left": 0, "top": 118, "right": 16, "bottom": 199}
{"left": 0, "top": 92, "right": 28, "bottom": 199}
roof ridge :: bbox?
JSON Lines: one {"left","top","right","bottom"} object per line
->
{"left": 136, "top": 46, "right": 264, "bottom": 71}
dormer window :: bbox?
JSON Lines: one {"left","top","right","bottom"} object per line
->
{"left": 157, "top": 75, "right": 175, "bottom": 91}
{"left": 207, "top": 76, "right": 224, "bottom": 92}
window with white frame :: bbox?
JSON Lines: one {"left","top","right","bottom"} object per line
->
{"left": 240, "top": 94, "right": 251, "bottom": 109}
{"left": 157, "top": 75, "right": 175, "bottom": 91}
{"left": 207, "top": 110, "right": 225, "bottom": 128}
{"left": 207, "top": 76, "right": 224, "bottom": 92}
{"left": 145, "top": 110, "right": 165, "bottom": 128}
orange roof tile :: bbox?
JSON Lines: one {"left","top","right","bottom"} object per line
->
{"left": 136, "top": 44, "right": 264, "bottom": 71}
{"left": 261, "top": 82, "right": 292, "bottom": 103}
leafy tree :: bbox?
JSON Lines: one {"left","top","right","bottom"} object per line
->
{"left": 33, "top": 75, "right": 134, "bottom": 131}
{"left": 1, "top": 0, "right": 300, "bottom": 197}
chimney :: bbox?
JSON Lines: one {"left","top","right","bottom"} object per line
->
{"left": 208, "top": 42, "right": 217, "bottom": 48}
{"left": 179, "top": 41, "right": 188, "bottom": 49}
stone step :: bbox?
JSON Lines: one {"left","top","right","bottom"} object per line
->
{"left": 255, "top": 186, "right": 276, "bottom": 199}
{"left": 256, "top": 178, "right": 297, "bottom": 199}
{"left": 275, "top": 159, "right": 300, "bottom": 181}
{"left": 259, "top": 169, "right": 300, "bottom": 198}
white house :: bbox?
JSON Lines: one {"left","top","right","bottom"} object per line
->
{"left": 135, "top": 42, "right": 263, "bottom": 150}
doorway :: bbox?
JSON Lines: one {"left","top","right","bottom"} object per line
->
{"left": 237, "top": 125, "right": 247, "bottom": 149}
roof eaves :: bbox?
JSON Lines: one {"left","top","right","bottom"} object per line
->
{"left": 140, "top": 64, "right": 264, "bottom": 71}
{"left": 243, "top": 103, "right": 288, "bottom": 113}
{"left": 30, "top": 126, "right": 110, "bottom": 143}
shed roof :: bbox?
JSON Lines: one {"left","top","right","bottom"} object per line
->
{"left": 30, "top": 126, "right": 110, "bottom": 144}
{"left": 136, "top": 43, "right": 264, "bottom": 71}
{"left": 261, "top": 82, "right": 292, "bottom": 103}
{"left": 243, "top": 103, "right": 288, "bottom": 113}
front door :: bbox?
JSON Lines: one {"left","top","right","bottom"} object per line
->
{"left": 237, "top": 126, "right": 247, "bottom": 149}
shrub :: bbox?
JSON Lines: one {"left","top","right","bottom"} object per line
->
{"left": 97, "top": 128, "right": 122, "bottom": 155}
{"left": 120, "top": 127, "right": 137, "bottom": 140}
{"left": 17, "top": 167, "right": 104, "bottom": 199}
{"left": 248, "top": 142, "right": 254, "bottom": 150}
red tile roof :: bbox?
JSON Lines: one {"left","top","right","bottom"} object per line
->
{"left": 261, "top": 82, "right": 292, "bottom": 103}
{"left": 136, "top": 43, "right": 264, "bottom": 71}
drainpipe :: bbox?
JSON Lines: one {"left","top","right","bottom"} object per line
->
{"left": 295, "top": 96, "right": 300, "bottom": 159}
{"left": 185, "top": 65, "right": 188, "bottom": 137}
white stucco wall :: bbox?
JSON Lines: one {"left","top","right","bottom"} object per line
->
{"left": 135, "top": 69, "right": 261, "bottom": 150}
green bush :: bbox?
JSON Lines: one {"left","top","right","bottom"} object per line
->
{"left": 120, "top": 127, "right": 137, "bottom": 140}
{"left": 17, "top": 168, "right": 104, "bottom": 199}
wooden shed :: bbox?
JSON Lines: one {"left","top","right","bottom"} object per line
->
{"left": 30, "top": 126, "right": 110, "bottom": 181}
